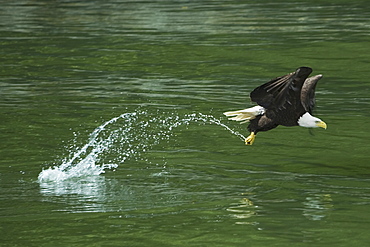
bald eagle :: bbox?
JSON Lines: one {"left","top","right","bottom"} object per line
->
{"left": 224, "top": 67, "right": 327, "bottom": 145}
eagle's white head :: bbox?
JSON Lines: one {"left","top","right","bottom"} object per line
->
{"left": 298, "top": 112, "right": 327, "bottom": 129}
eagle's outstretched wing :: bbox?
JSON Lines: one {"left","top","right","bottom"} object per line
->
{"left": 301, "top": 74, "right": 323, "bottom": 114}
{"left": 250, "top": 67, "right": 312, "bottom": 111}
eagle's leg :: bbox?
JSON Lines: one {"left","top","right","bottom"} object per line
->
{"left": 245, "top": 132, "right": 256, "bottom": 145}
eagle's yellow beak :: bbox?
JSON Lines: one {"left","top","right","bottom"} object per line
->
{"left": 316, "top": 121, "right": 327, "bottom": 129}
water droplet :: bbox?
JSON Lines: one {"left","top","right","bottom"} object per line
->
{"left": 38, "top": 110, "right": 244, "bottom": 183}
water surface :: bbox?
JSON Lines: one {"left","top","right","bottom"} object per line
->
{"left": 1, "top": 1, "right": 370, "bottom": 246}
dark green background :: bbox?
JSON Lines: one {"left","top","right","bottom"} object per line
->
{"left": 1, "top": 1, "right": 369, "bottom": 246}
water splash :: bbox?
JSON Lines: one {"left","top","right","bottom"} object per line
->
{"left": 187, "top": 112, "right": 246, "bottom": 140}
{"left": 38, "top": 110, "right": 245, "bottom": 183}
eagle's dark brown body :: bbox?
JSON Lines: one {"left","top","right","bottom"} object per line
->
{"left": 248, "top": 67, "right": 318, "bottom": 134}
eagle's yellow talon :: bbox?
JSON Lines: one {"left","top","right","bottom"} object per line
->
{"left": 245, "top": 132, "right": 256, "bottom": 145}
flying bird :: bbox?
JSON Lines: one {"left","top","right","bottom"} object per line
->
{"left": 224, "top": 67, "right": 327, "bottom": 145}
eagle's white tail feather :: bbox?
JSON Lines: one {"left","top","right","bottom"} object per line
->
{"left": 223, "top": 106, "right": 265, "bottom": 123}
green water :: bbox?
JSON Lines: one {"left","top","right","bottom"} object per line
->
{"left": 1, "top": 1, "right": 370, "bottom": 246}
